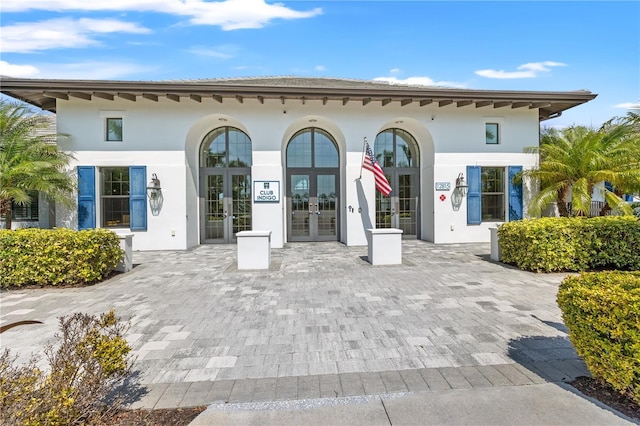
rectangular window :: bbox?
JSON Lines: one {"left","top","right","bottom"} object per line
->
{"left": 101, "top": 168, "right": 130, "bottom": 227}
{"left": 106, "top": 117, "right": 123, "bottom": 141}
{"left": 481, "top": 167, "right": 505, "bottom": 221}
{"left": 4, "top": 191, "right": 39, "bottom": 221}
{"left": 485, "top": 123, "right": 499, "bottom": 144}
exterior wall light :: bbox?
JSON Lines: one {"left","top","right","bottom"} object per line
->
{"left": 455, "top": 172, "right": 468, "bottom": 197}
{"left": 146, "top": 173, "right": 163, "bottom": 216}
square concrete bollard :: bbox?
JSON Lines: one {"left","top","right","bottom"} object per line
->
{"left": 115, "top": 232, "right": 134, "bottom": 272}
{"left": 237, "top": 231, "right": 272, "bottom": 270}
{"left": 490, "top": 227, "right": 501, "bottom": 262}
{"left": 366, "top": 228, "right": 403, "bottom": 265}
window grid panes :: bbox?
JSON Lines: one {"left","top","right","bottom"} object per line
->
{"left": 6, "top": 191, "right": 39, "bottom": 220}
{"left": 101, "top": 167, "right": 130, "bottom": 228}
{"left": 486, "top": 123, "right": 499, "bottom": 144}
{"left": 201, "top": 127, "right": 252, "bottom": 168}
{"left": 287, "top": 128, "right": 338, "bottom": 168}
{"left": 106, "top": 118, "right": 123, "bottom": 141}
{"left": 232, "top": 174, "right": 252, "bottom": 235}
{"left": 481, "top": 167, "right": 505, "bottom": 221}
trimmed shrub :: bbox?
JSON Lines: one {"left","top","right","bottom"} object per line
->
{"left": 0, "top": 228, "right": 123, "bottom": 288}
{"left": 557, "top": 272, "right": 640, "bottom": 404}
{"left": 0, "top": 310, "right": 133, "bottom": 425}
{"left": 498, "top": 216, "right": 640, "bottom": 272}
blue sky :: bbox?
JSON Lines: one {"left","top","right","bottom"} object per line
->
{"left": 1, "top": 1, "right": 638, "bottom": 128}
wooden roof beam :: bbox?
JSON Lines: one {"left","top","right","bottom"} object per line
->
{"left": 117, "top": 92, "right": 137, "bottom": 102}
{"left": 381, "top": 98, "right": 392, "bottom": 106}
{"left": 438, "top": 100, "right": 453, "bottom": 107}
{"left": 322, "top": 97, "right": 328, "bottom": 105}
{"left": 236, "top": 95, "right": 243, "bottom": 104}
{"left": 93, "top": 92, "right": 114, "bottom": 100}
{"left": 493, "top": 101, "right": 512, "bottom": 108}
{"left": 363, "top": 97, "right": 371, "bottom": 106}
{"left": 301, "top": 96, "right": 306, "bottom": 105}
{"left": 257, "top": 96, "right": 264, "bottom": 104}
{"left": 213, "top": 94, "right": 223, "bottom": 103}
{"left": 166, "top": 94, "right": 180, "bottom": 102}
{"left": 69, "top": 91, "right": 91, "bottom": 100}
{"left": 142, "top": 93, "right": 158, "bottom": 102}
{"left": 456, "top": 100, "right": 473, "bottom": 107}
{"left": 530, "top": 102, "right": 551, "bottom": 109}
{"left": 280, "top": 96, "right": 285, "bottom": 105}
{"left": 342, "top": 97, "right": 349, "bottom": 105}
{"left": 419, "top": 99, "right": 433, "bottom": 106}
{"left": 41, "top": 99, "right": 56, "bottom": 111}
{"left": 401, "top": 99, "right": 413, "bottom": 106}
{"left": 43, "top": 91, "right": 69, "bottom": 100}
{"left": 475, "top": 101, "right": 492, "bottom": 108}
{"left": 512, "top": 102, "right": 530, "bottom": 109}
{"left": 190, "top": 94, "right": 202, "bottom": 102}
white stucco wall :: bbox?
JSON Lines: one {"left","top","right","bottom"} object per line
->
{"left": 54, "top": 96, "right": 542, "bottom": 250}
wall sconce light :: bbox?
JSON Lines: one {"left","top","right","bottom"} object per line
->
{"left": 146, "top": 173, "right": 163, "bottom": 216}
{"left": 455, "top": 172, "right": 468, "bottom": 197}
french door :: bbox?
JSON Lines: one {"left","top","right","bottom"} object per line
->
{"left": 288, "top": 171, "right": 338, "bottom": 242}
{"left": 376, "top": 170, "right": 419, "bottom": 238}
{"left": 200, "top": 170, "right": 251, "bottom": 243}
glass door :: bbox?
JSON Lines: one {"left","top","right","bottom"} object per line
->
{"left": 201, "top": 171, "right": 251, "bottom": 243}
{"left": 287, "top": 172, "right": 338, "bottom": 241}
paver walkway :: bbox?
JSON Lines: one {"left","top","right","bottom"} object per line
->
{"left": 1, "top": 241, "right": 590, "bottom": 410}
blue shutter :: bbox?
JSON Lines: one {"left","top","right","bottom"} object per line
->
{"left": 604, "top": 181, "right": 613, "bottom": 192}
{"left": 129, "top": 166, "right": 147, "bottom": 231}
{"left": 77, "top": 166, "right": 96, "bottom": 230}
{"left": 467, "top": 166, "right": 481, "bottom": 225}
{"left": 508, "top": 166, "right": 523, "bottom": 221}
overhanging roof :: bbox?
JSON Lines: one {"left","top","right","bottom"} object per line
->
{"left": 0, "top": 76, "right": 597, "bottom": 121}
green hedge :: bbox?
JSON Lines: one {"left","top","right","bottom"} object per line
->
{"left": 498, "top": 216, "right": 640, "bottom": 272}
{"left": 0, "top": 228, "right": 123, "bottom": 288}
{"left": 557, "top": 271, "right": 640, "bottom": 404}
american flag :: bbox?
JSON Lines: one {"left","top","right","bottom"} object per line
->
{"left": 362, "top": 142, "right": 392, "bottom": 196}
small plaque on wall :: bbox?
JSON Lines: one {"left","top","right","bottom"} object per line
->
{"left": 253, "top": 181, "right": 280, "bottom": 203}
{"left": 435, "top": 182, "right": 451, "bottom": 191}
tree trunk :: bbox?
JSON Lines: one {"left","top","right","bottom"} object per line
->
{"left": 1, "top": 199, "right": 12, "bottom": 230}
{"left": 557, "top": 187, "right": 569, "bottom": 217}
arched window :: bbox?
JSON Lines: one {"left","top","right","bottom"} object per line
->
{"left": 287, "top": 128, "right": 338, "bottom": 168}
{"left": 374, "top": 128, "right": 420, "bottom": 238}
{"left": 201, "top": 127, "right": 252, "bottom": 168}
{"left": 374, "top": 128, "right": 419, "bottom": 168}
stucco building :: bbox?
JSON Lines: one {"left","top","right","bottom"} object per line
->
{"left": 1, "top": 76, "right": 596, "bottom": 250}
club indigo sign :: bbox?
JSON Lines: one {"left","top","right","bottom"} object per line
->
{"left": 253, "top": 181, "right": 280, "bottom": 203}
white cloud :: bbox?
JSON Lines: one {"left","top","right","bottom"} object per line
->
{"left": 389, "top": 68, "right": 400, "bottom": 75}
{"left": 475, "top": 61, "right": 567, "bottom": 79}
{"left": 373, "top": 76, "right": 466, "bottom": 89}
{"left": 0, "top": 61, "right": 40, "bottom": 77}
{"left": 188, "top": 46, "right": 237, "bottom": 59}
{"left": 1, "top": 0, "right": 322, "bottom": 31}
{"left": 1, "top": 18, "right": 150, "bottom": 53}
{"left": 0, "top": 60, "right": 154, "bottom": 79}
{"left": 614, "top": 102, "right": 640, "bottom": 109}
{"left": 315, "top": 65, "right": 326, "bottom": 71}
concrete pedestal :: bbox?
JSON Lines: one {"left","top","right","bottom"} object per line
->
{"left": 490, "top": 227, "right": 501, "bottom": 262}
{"left": 115, "top": 232, "right": 134, "bottom": 272}
{"left": 366, "top": 228, "right": 403, "bottom": 265}
{"left": 237, "top": 231, "right": 272, "bottom": 270}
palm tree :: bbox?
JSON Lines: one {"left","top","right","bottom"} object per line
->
{"left": 524, "top": 122, "right": 640, "bottom": 217}
{"left": 0, "top": 100, "right": 75, "bottom": 229}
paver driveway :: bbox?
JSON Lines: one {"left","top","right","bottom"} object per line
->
{"left": 1, "top": 241, "right": 588, "bottom": 408}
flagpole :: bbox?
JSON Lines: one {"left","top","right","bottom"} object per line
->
{"left": 359, "top": 136, "right": 368, "bottom": 179}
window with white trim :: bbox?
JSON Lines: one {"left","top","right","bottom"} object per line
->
{"left": 105, "top": 117, "right": 123, "bottom": 141}
{"left": 485, "top": 123, "right": 499, "bottom": 144}
{"left": 101, "top": 167, "right": 130, "bottom": 227}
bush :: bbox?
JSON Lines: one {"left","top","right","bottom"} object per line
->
{"left": 0, "top": 228, "right": 123, "bottom": 288}
{"left": 498, "top": 216, "right": 640, "bottom": 272}
{"left": 557, "top": 272, "right": 640, "bottom": 404}
{"left": 0, "top": 310, "right": 133, "bottom": 425}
